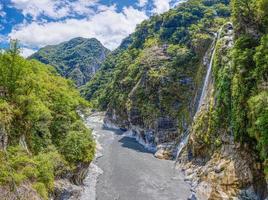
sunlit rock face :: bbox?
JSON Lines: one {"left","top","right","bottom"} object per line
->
{"left": 103, "top": 42, "right": 208, "bottom": 156}
{"left": 181, "top": 134, "right": 267, "bottom": 200}
{"left": 0, "top": 183, "right": 42, "bottom": 200}
{"left": 178, "top": 23, "right": 268, "bottom": 200}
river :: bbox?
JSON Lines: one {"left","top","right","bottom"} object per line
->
{"left": 80, "top": 113, "right": 191, "bottom": 200}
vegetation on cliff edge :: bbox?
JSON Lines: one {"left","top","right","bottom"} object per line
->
{"left": 0, "top": 42, "right": 95, "bottom": 199}
{"left": 192, "top": 0, "right": 268, "bottom": 177}
{"left": 82, "top": 0, "right": 230, "bottom": 135}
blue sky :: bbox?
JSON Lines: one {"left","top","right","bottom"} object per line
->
{"left": 0, "top": 0, "right": 184, "bottom": 57}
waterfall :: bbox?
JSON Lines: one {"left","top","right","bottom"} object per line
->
{"left": 19, "top": 134, "right": 30, "bottom": 154}
{"left": 175, "top": 27, "right": 223, "bottom": 161}
{"left": 197, "top": 28, "right": 223, "bottom": 113}
{"left": 175, "top": 130, "right": 189, "bottom": 160}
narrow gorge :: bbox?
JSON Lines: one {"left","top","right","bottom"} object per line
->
{"left": 82, "top": 0, "right": 268, "bottom": 198}
{"left": 0, "top": 0, "right": 268, "bottom": 199}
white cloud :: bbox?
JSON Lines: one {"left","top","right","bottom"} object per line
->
{"left": 0, "top": 4, "right": 6, "bottom": 17}
{"left": 11, "top": 0, "right": 67, "bottom": 19}
{"left": 153, "top": 0, "right": 172, "bottom": 14}
{"left": 9, "top": 6, "right": 148, "bottom": 50}
{"left": 10, "top": 0, "right": 99, "bottom": 19}
{"left": 0, "top": 35, "right": 7, "bottom": 43}
{"left": 8, "top": 0, "right": 186, "bottom": 51}
{"left": 137, "top": 0, "right": 148, "bottom": 7}
{"left": 152, "top": 0, "right": 186, "bottom": 14}
{"left": 20, "top": 47, "right": 36, "bottom": 58}
{"left": 171, "top": 0, "right": 187, "bottom": 7}
{"left": 70, "top": 0, "right": 98, "bottom": 16}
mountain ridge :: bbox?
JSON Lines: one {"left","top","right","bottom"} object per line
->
{"left": 29, "top": 37, "right": 110, "bottom": 86}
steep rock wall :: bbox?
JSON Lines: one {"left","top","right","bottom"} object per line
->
{"left": 178, "top": 23, "right": 268, "bottom": 200}
{"left": 104, "top": 42, "right": 209, "bottom": 157}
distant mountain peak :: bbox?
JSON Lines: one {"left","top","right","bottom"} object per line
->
{"left": 29, "top": 37, "right": 110, "bottom": 86}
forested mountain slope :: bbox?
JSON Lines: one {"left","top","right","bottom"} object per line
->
{"left": 0, "top": 43, "right": 95, "bottom": 200}
{"left": 180, "top": 0, "right": 268, "bottom": 198}
{"left": 82, "top": 0, "right": 230, "bottom": 150}
{"left": 30, "top": 37, "right": 110, "bottom": 86}
{"left": 83, "top": 0, "right": 268, "bottom": 199}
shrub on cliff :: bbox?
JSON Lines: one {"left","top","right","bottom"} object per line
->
{"left": 208, "top": 0, "right": 268, "bottom": 177}
{"left": 0, "top": 41, "right": 95, "bottom": 198}
{"left": 61, "top": 130, "right": 95, "bottom": 165}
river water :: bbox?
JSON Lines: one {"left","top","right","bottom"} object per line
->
{"left": 80, "top": 113, "right": 191, "bottom": 200}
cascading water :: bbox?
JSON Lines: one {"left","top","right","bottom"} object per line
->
{"left": 175, "top": 27, "right": 223, "bottom": 161}
{"left": 175, "top": 130, "right": 189, "bottom": 160}
{"left": 196, "top": 28, "right": 223, "bottom": 113}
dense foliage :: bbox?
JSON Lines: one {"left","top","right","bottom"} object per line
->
{"left": 0, "top": 43, "right": 95, "bottom": 199}
{"left": 82, "top": 0, "right": 230, "bottom": 132}
{"left": 30, "top": 37, "right": 110, "bottom": 86}
{"left": 83, "top": 0, "right": 268, "bottom": 178}
{"left": 210, "top": 0, "right": 268, "bottom": 176}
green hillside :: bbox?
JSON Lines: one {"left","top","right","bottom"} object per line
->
{"left": 30, "top": 37, "right": 110, "bottom": 86}
{"left": 0, "top": 42, "right": 95, "bottom": 199}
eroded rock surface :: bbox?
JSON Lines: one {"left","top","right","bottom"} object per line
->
{"left": 179, "top": 138, "right": 267, "bottom": 200}
{"left": 53, "top": 179, "right": 82, "bottom": 200}
{"left": 0, "top": 183, "right": 42, "bottom": 200}
{"left": 178, "top": 23, "right": 268, "bottom": 200}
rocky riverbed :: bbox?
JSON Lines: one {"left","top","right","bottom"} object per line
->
{"left": 80, "top": 113, "right": 191, "bottom": 200}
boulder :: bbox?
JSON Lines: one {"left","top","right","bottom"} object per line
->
{"left": 53, "top": 179, "right": 82, "bottom": 200}
{"left": 154, "top": 143, "right": 175, "bottom": 160}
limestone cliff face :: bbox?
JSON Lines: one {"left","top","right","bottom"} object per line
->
{"left": 178, "top": 23, "right": 268, "bottom": 200}
{"left": 181, "top": 141, "right": 267, "bottom": 200}
{"left": 0, "top": 183, "right": 42, "bottom": 200}
{"left": 104, "top": 43, "right": 206, "bottom": 156}
{"left": 85, "top": 1, "right": 231, "bottom": 160}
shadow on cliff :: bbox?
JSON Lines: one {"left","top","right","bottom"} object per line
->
{"left": 102, "top": 126, "right": 124, "bottom": 135}
{"left": 101, "top": 125, "right": 153, "bottom": 154}
{"left": 118, "top": 137, "right": 153, "bottom": 154}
